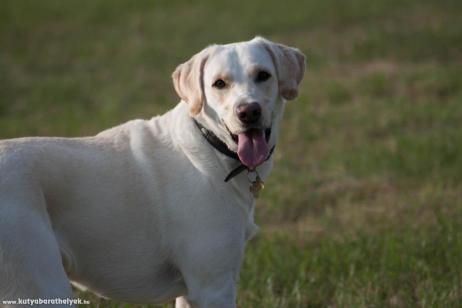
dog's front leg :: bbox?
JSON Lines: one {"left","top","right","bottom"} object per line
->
{"left": 174, "top": 272, "right": 237, "bottom": 308}
{"left": 174, "top": 233, "right": 243, "bottom": 308}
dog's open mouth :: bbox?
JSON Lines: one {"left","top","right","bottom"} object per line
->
{"left": 229, "top": 127, "right": 271, "bottom": 170}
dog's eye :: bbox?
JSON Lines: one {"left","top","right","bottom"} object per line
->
{"left": 213, "top": 79, "right": 227, "bottom": 89}
{"left": 255, "top": 71, "right": 271, "bottom": 83}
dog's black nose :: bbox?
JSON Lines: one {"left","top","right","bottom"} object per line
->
{"left": 236, "top": 103, "right": 261, "bottom": 124}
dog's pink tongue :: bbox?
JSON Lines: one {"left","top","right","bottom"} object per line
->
{"left": 237, "top": 130, "right": 269, "bottom": 169}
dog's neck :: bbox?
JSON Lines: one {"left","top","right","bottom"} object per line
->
{"left": 161, "top": 102, "right": 279, "bottom": 205}
{"left": 192, "top": 118, "right": 276, "bottom": 182}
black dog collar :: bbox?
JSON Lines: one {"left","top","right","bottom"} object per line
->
{"left": 193, "top": 119, "right": 275, "bottom": 182}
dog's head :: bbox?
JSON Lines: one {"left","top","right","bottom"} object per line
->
{"left": 172, "top": 37, "right": 306, "bottom": 169}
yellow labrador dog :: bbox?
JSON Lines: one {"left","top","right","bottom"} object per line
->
{"left": 0, "top": 37, "right": 305, "bottom": 307}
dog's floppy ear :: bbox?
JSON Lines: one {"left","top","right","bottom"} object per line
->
{"left": 172, "top": 46, "right": 214, "bottom": 115}
{"left": 255, "top": 37, "right": 306, "bottom": 100}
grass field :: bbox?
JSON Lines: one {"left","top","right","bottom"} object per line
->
{"left": 1, "top": 0, "right": 462, "bottom": 307}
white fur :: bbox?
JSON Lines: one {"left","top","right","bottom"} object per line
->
{"left": 0, "top": 37, "right": 305, "bottom": 308}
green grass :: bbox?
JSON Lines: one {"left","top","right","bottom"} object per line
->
{"left": 1, "top": 0, "right": 462, "bottom": 307}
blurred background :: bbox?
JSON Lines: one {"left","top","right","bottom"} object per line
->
{"left": 1, "top": 0, "right": 461, "bottom": 307}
